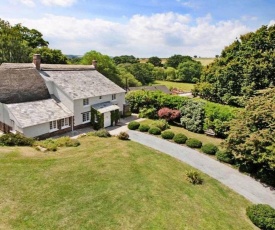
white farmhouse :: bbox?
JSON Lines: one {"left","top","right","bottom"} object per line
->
{"left": 0, "top": 55, "right": 126, "bottom": 139}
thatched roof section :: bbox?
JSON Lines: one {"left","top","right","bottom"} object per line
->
{"left": 0, "top": 66, "right": 50, "bottom": 104}
{"left": 128, "top": 85, "right": 171, "bottom": 94}
{"left": 42, "top": 70, "right": 125, "bottom": 100}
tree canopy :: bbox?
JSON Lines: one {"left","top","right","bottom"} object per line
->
{"left": 147, "top": 56, "right": 162, "bottom": 67}
{"left": 31, "top": 47, "right": 67, "bottom": 64}
{"left": 112, "top": 55, "right": 139, "bottom": 65}
{"left": 166, "top": 54, "right": 193, "bottom": 68}
{"left": 223, "top": 88, "right": 275, "bottom": 185}
{"left": 81, "top": 50, "right": 124, "bottom": 87}
{"left": 193, "top": 25, "right": 275, "bottom": 107}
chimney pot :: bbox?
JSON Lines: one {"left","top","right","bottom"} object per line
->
{"left": 92, "top": 60, "right": 97, "bottom": 69}
{"left": 33, "top": 54, "right": 41, "bottom": 70}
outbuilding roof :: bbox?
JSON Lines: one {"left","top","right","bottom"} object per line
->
{"left": 6, "top": 99, "right": 73, "bottom": 128}
{"left": 41, "top": 70, "right": 125, "bottom": 100}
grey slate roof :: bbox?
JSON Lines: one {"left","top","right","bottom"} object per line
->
{"left": 6, "top": 99, "right": 73, "bottom": 128}
{"left": 41, "top": 64, "right": 95, "bottom": 71}
{"left": 41, "top": 70, "right": 125, "bottom": 100}
{"left": 92, "top": 102, "right": 120, "bottom": 113}
{"left": 128, "top": 85, "right": 171, "bottom": 94}
{"left": 0, "top": 65, "right": 51, "bottom": 104}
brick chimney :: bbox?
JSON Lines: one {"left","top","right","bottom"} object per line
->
{"left": 33, "top": 54, "right": 41, "bottom": 70}
{"left": 92, "top": 60, "right": 97, "bottom": 69}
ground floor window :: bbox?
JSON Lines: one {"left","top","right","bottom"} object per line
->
{"left": 49, "top": 120, "right": 57, "bottom": 131}
{"left": 82, "top": 112, "right": 90, "bottom": 123}
{"left": 61, "top": 117, "right": 70, "bottom": 128}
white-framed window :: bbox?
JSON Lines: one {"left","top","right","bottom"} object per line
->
{"left": 61, "top": 117, "right": 70, "bottom": 128}
{"left": 99, "top": 96, "right": 102, "bottom": 99}
{"left": 49, "top": 120, "right": 58, "bottom": 131}
{"left": 112, "top": 94, "right": 116, "bottom": 100}
{"left": 83, "top": 98, "right": 89, "bottom": 106}
{"left": 82, "top": 112, "right": 90, "bottom": 123}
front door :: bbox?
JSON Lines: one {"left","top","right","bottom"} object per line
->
{"left": 104, "top": 112, "right": 111, "bottom": 127}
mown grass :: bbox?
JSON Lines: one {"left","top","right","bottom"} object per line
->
{"left": 154, "top": 80, "right": 195, "bottom": 92}
{"left": 140, "top": 119, "right": 223, "bottom": 146}
{"left": 0, "top": 136, "right": 255, "bottom": 229}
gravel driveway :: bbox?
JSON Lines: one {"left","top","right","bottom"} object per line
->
{"left": 128, "top": 130, "right": 275, "bottom": 208}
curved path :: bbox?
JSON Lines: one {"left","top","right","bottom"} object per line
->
{"left": 128, "top": 130, "right": 275, "bottom": 208}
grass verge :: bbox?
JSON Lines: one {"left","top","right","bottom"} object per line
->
{"left": 0, "top": 136, "right": 254, "bottom": 229}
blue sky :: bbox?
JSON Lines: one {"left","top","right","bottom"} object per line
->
{"left": 1, "top": 0, "right": 275, "bottom": 57}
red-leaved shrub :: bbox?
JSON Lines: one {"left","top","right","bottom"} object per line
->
{"left": 158, "top": 107, "right": 181, "bottom": 121}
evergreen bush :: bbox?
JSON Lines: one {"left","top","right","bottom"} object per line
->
{"left": 138, "top": 124, "right": 150, "bottom": 132}
{"left": 186, "top": 138, "right": 202, "bottom": 148}
{"left": 161, "top": 130, "right": 175, "bottom": 139}
{"left": 216, "top": 150, "right": 234, "bottom": 164}
{"left": 173, "top": 133, "right": 188, "bottom": 144}
{"left": 0, "top": 133, "right": 34, "bottom": 146}
{"left": 151, "top": 119, "right": 170, "bottom": 131}
{"left": 92, "top": 129, "right": 111, "bottom": 137}
{"left": 246, "top": 204, "right": 275, "bottom": 230}
{"left": 201, "top": 143, "right": 218, "bottom": 155}
{"left": 127, "top": 121, "right": 140, "bottom": 130}
{"left": 148, "top": 127, "right": 161, "bottom": 135}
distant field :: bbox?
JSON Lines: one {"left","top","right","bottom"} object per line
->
{"left": 154, "top": 80, "right": 194, "bottom": 92}
{"left": 0, "top": 136, "right": 254, "bottom": 229}
{"left": 139, "top": 57, "right": 215, "bottom": 66}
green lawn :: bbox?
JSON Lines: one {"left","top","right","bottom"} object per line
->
{"left": 154, "top": 80, "right": 195, "bottom": 92}
{"left": 0, "top": 136, "right": 255, "bottom": 229}
{"left": 140, "top": 119, "right": 223, "bottom": 146}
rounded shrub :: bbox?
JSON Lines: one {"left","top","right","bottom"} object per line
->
{"left": 117, "top": 132, "right": 129, "bottom": 140}
{"left": 161, "top": 130, "right": 175, "bottom": 139}
{"left": 246, "top": 204, "right": 275, "bottom": 230}
{"left": 93, "top": 129, "right": 111, "bottom": 137}
{"left": 127, "top": 121, "right": 140, "bottom": 130}
{"left": 201, "top": 143, "right": 218, "bottom": 155}
{"left": 138, "top": 124, "right": 150, "bottom": 132}
{"left": 186, "top": 138, "right": 202, "bottom": 148}
{"left": 151, "top": 119, "right": 170, "bottom": 131}
{"left": 173, "top": 133, "right": 188, "bottom": 144}
{"left": 216, "top": 150, "right": 234, "bottom": 164}
{"left": 148, "top": 127, "right": 161, "bottom": 135}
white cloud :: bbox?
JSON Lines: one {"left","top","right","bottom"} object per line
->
{"left": 8, "top": 12, "right": 251, "bottom": 57}
{"left": 16, "top": 0, "right": 77, "bottom": 7}
{"left": 41, "top": 0, "right": 77, "bottom": 7}
{"left": 269, "top": 20, "right": 275, "bottom": 26}
{"left": 19, "top": 0, "right": 35, "bottom": 7}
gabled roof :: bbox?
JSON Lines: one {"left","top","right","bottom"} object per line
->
{"left": 0, "top": 64, "right": 50, "bottom": 104}
{"left": 41, "top": 69, "right": 125, "bottom": 100}
{"left": 6, "top": 99, "right": 73, "bottom": 128}
{"left": 128, "top": 85, "right": 171, "bottom": 94}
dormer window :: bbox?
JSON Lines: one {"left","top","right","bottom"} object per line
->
{"left": 112, "top": 94, "right": 116, "bottom": 100}
{"left": 83, "top": 98, "right": 89, "bottom": 106}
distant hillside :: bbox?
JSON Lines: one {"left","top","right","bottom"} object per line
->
{"left": 139, "top": 57, "right": 214, "bottom": 66}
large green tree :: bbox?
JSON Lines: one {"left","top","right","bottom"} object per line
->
{"left": 123, "top": 63, "right": 155, "bottom": 85}
{"left": 224, "top": 88, "right": 275, "bottom": 184}
{"left": 31, "top": 47, "right": 67, "bottom": 64}
{"left": 0, "top": 19, "right": 31, "bottom": 63}
{"left": 166, "top": 54, "right": 193, "bottom": 69}
{"left": 177, "top": 60, "right": 203, "bottom": 83}
{"left": 147, "top": 56, "right": 162, "bottom": 67}
{"left": 81, "top": 50, "right": 123, "bottom": 87}
{"left": 113, "top": 55, "right": 139, "bottom": 65}
{"left": 193, "top": 25, "right": 275, "bottom": 106}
